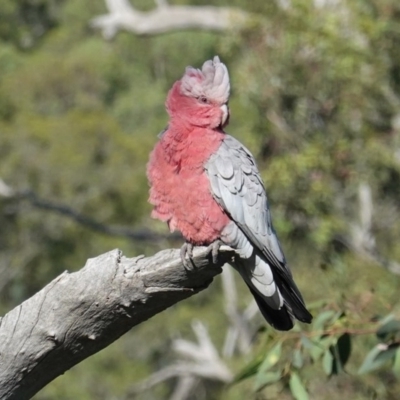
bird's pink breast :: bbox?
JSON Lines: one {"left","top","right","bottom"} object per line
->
{"left": 147, "top": 127, "right": 230, "bottom": 245}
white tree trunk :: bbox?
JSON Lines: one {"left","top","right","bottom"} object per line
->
{"left": 0, "top": 246, "right": 234, "bottom": 400}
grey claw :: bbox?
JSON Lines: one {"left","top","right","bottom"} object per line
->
{"left": 206, "top": 240, "right": 223, "bottom": 264}
{"left": 180, "top": 242, "right": 194, "bottom": 269}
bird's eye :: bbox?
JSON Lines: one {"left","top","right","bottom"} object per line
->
{"left": 199, "top": 96, "right": 208, "bottom": 104}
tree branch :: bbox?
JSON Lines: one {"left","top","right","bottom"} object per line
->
{"left": 0, "top": 178, "right": 178, "bottom": 243}
{"left": 346, "top": 182, "right": 400, "bottom": 275}
{"left": 221, "top": 267, "right": 254, "bottom": 358}
{"left": 90, "top": 0, "right": 250, "bottom": 39}
{"left": 0, "top": 245, "right": 235, "bottom": 400}
{"left": 126, "top": 320, "right": 232, "bottom": 399}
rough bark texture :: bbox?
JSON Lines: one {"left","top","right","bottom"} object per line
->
{"left": 0, "top": 246, "right": 234, "bottom": 400}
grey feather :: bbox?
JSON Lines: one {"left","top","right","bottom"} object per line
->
{"left": 221, "top": 222, "right": 283, "bottom": 311}
{"left": 215, "top": 155, "right": 234, "bottom": 179}
{"left": 205, "top": 135, "right": 312, "bottom": 330}
{"left": 208, "top": 172, "right": 222, "bottom": 199}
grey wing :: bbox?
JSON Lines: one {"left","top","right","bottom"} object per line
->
{"left": 205, "top": 135, "right": 284, "bottom": 264}
{"left": 205, "top": 135, "right": 312, "bottom": 323}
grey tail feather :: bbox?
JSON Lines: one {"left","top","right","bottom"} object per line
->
{"left": 272, "top": 272, "right": 313, "bottom": 324}
{"left": 246, "top": 285, "right": 294, "bottom": 331}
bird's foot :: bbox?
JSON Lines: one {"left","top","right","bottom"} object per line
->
{"left": 206, "top": 240, "right": 223, "bottom": 264}
{"left": 180, "top": 242, "right": 194, "bottom": 269}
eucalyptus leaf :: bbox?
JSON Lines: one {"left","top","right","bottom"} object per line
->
{"left": 310, "top": 342, "right": 325, "bottom": 362}
{"left": 331, "top": 333, "right": 352, "bottom": 374}
{"left": 374, "top": 344, "right": 400, "bottom": 363}
{"left": 301, "top": 336, "right": 315, "bottom": 350}
{"left": 313, "top": 310, "right": 336, "bottom": 331}
{"left": 254, "top": 371, "right": 282, "bottom": 392}
{"left": 251, "top": 342, "right": 283, "bottom": 391}
{"left": 309, "top": 335, "right": 336, "bottom": 362}
{"left": 292, "top": 348, "right": 304, "bottom": 369}
{"left": 358, "top": 344, "right": 398, "bottom": 374}
{"left": 289, "top": 372, "right": 309, "bottom": 400}
{"left": 376, "top": 320, "right": 400, "bottom": 340}
{"left": 323, "top": 349, "right": 333, "bottom": 376}
{"left": 393, "top": 347, "right": 400, "bottom": 378}
{"left": 233, "top": 356, "right": 263, "bottom": 383}
{"left": 258, "top": 342, "right": 282, "bottom": 374}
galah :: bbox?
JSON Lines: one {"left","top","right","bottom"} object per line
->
{"left": 147, "top": 56, "right": 312, "bottom": 330}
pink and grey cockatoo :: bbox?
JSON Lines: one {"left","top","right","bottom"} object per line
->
{"left": 147, "top": 56, "right": 312, "bottom": 330}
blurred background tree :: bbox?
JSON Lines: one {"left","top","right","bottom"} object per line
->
{"left": 1, "top": 0, "right": 400, "bottom": 399}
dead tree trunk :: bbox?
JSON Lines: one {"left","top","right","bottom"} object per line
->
{"left": 90, "top": 0, "right": 250, "bottom": 39}
{"left": 0, "top": 246, "right": 234, "bottom": 400}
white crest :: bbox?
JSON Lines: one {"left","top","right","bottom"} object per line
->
{"left": 180, "top": 56, "right": 230, "bottom": 104}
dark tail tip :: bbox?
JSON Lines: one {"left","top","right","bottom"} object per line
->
{"left": 247, "top": 285, "right": 295, "bottom": 331}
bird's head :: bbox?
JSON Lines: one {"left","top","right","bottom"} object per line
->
{"left": 166, "top": 56, "right": 230, "bottom": 129}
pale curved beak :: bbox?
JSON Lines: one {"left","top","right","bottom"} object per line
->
{"left": 220, "top": 104, "right": 229, "bottom": 127}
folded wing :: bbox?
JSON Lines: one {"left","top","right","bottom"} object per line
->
{"left": 205, "top": 135, "right": 312, "bottom": 329}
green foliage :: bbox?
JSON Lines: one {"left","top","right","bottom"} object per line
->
{"left": 358, "top": 316, "right": 400, "bottom": 375}
{"left": 254, "top": 342, "right": 282, "bottom": 391}
{"left": 222, "top": 0, "right": 400, "bottom": 256}
{"left": 234, "top": 310, "right": 400, "bottom": 399}
{"left": 0, "top": 0, "right": 61, "bottom": 48}
{"left": 289, "top": 372, "right": 309, "bottom": 400}
{"left": 0, "top": 0, "right": 400, "bottom": 399}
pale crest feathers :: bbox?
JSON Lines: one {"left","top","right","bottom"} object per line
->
{"left": 180, "top": 56, "right": 230, "bottom": 104}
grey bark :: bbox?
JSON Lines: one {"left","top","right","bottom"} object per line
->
{"left": 0, "top": 246, "right": 234, "bottom": 400}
